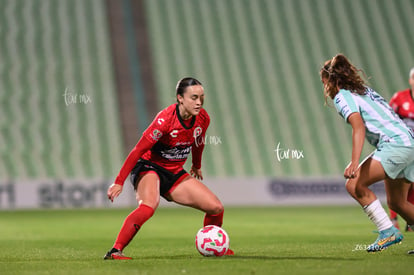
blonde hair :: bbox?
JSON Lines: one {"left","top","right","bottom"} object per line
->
{"left": 320, "top": 54, "right": 367, "bottom": 103}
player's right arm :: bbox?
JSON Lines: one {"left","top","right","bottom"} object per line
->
{"left": 333, "top": 90, "right": 364, "bottom": 179}
{"left": 107, "top": 110, "right": 169, "bottom": 202}
{"left": 107, "top": 136, "right": 154, "bottom": 202}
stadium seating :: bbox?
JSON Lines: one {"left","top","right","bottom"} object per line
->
{"left": 0, "top": 0, "right": 123, "bottom": 179}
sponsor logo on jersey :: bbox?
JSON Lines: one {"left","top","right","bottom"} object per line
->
{"left": 151, "top": 129, "right": 162, "bottom": 141}
{"left": 159, "top": 146, "right": 191, "bottom": 160}
{"left": 152, "top": 143, "right": 192, "bottom": 161}
{"left": 157, "top": 118, "right": 165, "bottom": 125}
{"left": 170, "top": 129, "right": 178, "bottom": 138}
{"left": 193, "top": 126, "right": 202, "bottom": 138}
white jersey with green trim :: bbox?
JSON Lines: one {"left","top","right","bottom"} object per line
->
{"left": 333, "top": 87, "right": 414, "bottom": 147}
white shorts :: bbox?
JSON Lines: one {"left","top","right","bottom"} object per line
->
{"left": 371, "top": 143, "right": 414, "bottom": 182}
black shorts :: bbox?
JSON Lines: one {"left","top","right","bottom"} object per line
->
{"left": 130, "top": 159, "right": 189, "bottom": 200}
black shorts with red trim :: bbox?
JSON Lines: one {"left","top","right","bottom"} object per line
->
{"left": 130, "top": 159, "right": 189, "bottom": 200}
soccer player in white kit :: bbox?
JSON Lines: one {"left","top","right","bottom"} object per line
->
{"left": 320, "top": 54, "right": 414, "bottom": 252}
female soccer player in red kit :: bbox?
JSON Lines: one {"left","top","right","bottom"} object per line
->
{"left": 104, "top": 77, "right": 233, "bottom": 259}
{"left": 388, "top": 67, "right": 414, "bottom": 231}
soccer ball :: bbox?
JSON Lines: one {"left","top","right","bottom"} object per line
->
{"left": 195, "top": 225, "right": 230, "bottom": 256}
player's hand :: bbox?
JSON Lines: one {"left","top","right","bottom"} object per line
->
{"left": 107, "top": 183, "right": 123, "bottom": 202}
{"left": 344, "top": 161, "right": 359, "bottom": 179}
{"left": 190, "top": 166, "right": 203, "bottom": 180}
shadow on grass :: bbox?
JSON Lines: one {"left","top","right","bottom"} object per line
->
{"left": 136, "top": 255, "right": 362, "bottom": 261}
{"left": 230, "top": 255, "right": 362, "bottom": 261}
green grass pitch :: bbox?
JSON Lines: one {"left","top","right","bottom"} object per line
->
{"left": 0, "top": 206, "right": 413, "bottom": 274}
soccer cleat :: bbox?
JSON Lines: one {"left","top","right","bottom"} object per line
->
{"left": 366, "top": 226, "right": 403, "bottom": 252}
{"left": 103, "top": 249, "right": 132, "bottom": 260}
{"left": 225, "top": 248, "right": 234, "bottom": 256}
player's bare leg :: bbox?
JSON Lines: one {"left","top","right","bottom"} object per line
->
{"left": 167, "top": 176, "right": 234, "bottom": 255}
{"left": 345, "top": 157, "right": 385, "bottom": 206}
{"left": 168, "top": 175, "right": 223, "bottom": 215}
{"left": 385, "top": 178, "right": 414, "bottom": 227}
{"left": 385, "top": 179, "right": 414, "bottom": 254}
{"left": 405, "top": 184, "right": 414, "bottom": 231}
{"left": 344, "top": 157, "right": 403, "bottom": 252}
{"left": 135, "top": 172, "right": 161, "bottom": 209}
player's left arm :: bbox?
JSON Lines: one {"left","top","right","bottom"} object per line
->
{"left": 345, "top": 112, "right": 365, "bottom": 179}
{"left": 191, "top": 141, "right": 205, "bottom": 180}
{"left": 191, "top": 111, "right": 210, "bottom": 180}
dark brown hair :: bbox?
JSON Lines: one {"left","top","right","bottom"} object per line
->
{"left": 320, "top": 54, "right": 366, "bottom": 102}
{"left": 176, "top": 77, "right": 202, "bottom": 102}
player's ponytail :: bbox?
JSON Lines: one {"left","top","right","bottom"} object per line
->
{"left": 320, "top": 54, "right": 366, "bottom": 103}
{"left": 176, "top": 77, "right": 202, "bottom": 103}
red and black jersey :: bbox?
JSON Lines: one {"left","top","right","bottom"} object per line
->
{"left": 389, "top": 89, "right": 414, "bottom": 118}
{"left": 114, "top": 104, "right": 210, "bottom": 185}
{"left": 141, "top": 103, "right": 210, "bottom": 172}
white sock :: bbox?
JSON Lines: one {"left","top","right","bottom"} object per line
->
{"left": 363, "top": 199, "right": 393, "bottom": 231}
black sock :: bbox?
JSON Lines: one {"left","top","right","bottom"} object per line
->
{"left": 109, "top": 247, "right": 119, "bottom": 254}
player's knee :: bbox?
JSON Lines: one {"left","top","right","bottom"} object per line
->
{"left": 137, "top": 197, "right": 159, "bottom": 210}
{"left": 347, "top": 179, "right": 369, "bottom": 199}
{"left": 345, "top": 180, "right": 357, "bottom": 197}
{"left": 208, "top": 201, "right": 224, "bottom": 215}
